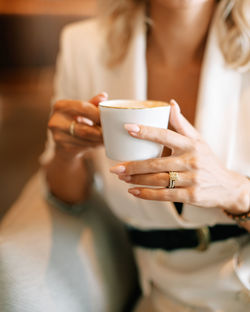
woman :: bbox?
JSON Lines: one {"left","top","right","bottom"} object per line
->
{"left": 45, "top": 0, "right": 250, "bottom": 311}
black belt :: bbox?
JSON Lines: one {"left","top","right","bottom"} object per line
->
{"left": 126, "top": 224, "right": 248, "bottom": 252}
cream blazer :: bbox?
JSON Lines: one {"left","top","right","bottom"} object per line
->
{"left": 48, "top": 8, "right": 250, "bottom": 230}
{"left": 46, "top": 9, "right": 250, "bottom": 308}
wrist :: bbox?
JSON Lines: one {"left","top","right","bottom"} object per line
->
{"left": 45, "top": 147, "right": 93, "bottom": 205}
{"left": 224, "top": 176, "right": 250, "bottom": 215}
{"left": 56, "top": 145, "right": 87, "bottom": 161}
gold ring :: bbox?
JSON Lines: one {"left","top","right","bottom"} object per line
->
{"left": 69, "top": 120, "right": 76, "bottom": 136}
{"left": 168, "top": 171, "right": 179, "bottom": 189}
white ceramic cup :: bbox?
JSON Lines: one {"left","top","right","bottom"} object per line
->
{"left": 99, "top": 99, "right": 170, "bottom": 161}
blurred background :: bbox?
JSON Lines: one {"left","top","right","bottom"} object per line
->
{"left": 0, "top": 0, "right": 96, "bottom": 218}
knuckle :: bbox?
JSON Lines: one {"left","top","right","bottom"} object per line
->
{"left": 80, "top": 101, "right": 88, "bottom": 110}
{"left": 163, "top": 189, "right": 173, "bottom": 201}
{"left": 53, "top": 100, "right": 64, "bottom": 111}
{"left": 130, "top": 175, "right": 138, "bottom": 184}
{"left": 148, "top": 189, "right": 158, "bottom": 200}
{"left": 191, "top": 172, "right": 200, "bottom": 185}
{"left": 159, "top": 173, "right": 169, "bottom": 186}
{"left": 182, "top": 154, "right": 194, "bottom": 170}
{"left": 187, "top": 187, "right": 198, "bottom": 202}
{"left": 153, "top": 128, "right": 167, "bottom": 144}
{"left": 149, "top": 159, "right": 161, "bottom": 172}
{"left": 159, "top": 128, "right": 169, "bottom": 145}
{"left": 140, "top": 125, "right": 153, "bottom": 140}
{"left": 189, "top": 154, "right": 200, "bottom": 170}
{"left": 159, "top": 128, "right": 167, "bottom": 140}
{"left": 124, "top": 162, "right": 134, "bottom": 174}
{"left": 138, "top": 125, "right": 146, "bottom": 137}
{"left": 191, "top": 138, "right": 204, "bottom": 153}
{"left": 189, "top": 137, "right": 197, "bottom": 147}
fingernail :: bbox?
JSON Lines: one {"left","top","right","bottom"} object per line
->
{"left": 128, "top": 189, "right": 140, "bottom": 196}
{"left": 110, "top": 165, "right": 126, "bottom": 174}
{"left": 119, "top": 175, "right": 131, "bottom": 182}
{"left": 124, "top": 124, "right": 140, "bottom": 133}
{"left": 100, "top": 92, "right": 108, "bottom": 98}
{"left": 170, "top": 99, "right": 181, "bottom": 113}
{"left": 76, "top": 116, "right": 94, "bottom": 126}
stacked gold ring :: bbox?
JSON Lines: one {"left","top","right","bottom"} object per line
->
{"left": 168, "top": 171, "right": 179, "bottom": 189}
{"left": 69, "top": 120, "right": 76, "bottom": 136}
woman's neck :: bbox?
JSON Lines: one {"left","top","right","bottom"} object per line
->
{"left": 148, "top": 0, "right": 216, "bottom": 68}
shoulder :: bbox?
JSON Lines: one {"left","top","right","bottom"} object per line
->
{"left": 58, "top": 18, "right": 104, "bottom": 67}
{"left": 56, "top": 18, "right": 107, "bottom": 99}
{"left": 60, "top": 18, "right": 102, "bottom": 50}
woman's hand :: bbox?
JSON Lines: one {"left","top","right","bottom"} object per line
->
{"left": 45, "top": 92, "right": 107, "bottom": 203}
{"left": 110, "top": 100, "right": 250, "bottom": 215}
{"left": 48, "top": 92, "right": 107, "bottom": 157}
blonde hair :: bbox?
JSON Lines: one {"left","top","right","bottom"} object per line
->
{"left": 217, "top": 0, "right": 250, "bottom": 71}
{"left": 97, "top": 0, "right": 145, "bottom": 67}
{"left": 97, "top": 0, "right": 250, "bottom": 71}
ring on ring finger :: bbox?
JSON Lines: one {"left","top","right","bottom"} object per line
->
{"left": 119, "top": 172, "right": 190, "bottom": 188}
{"left": 69, "top": 120, "right": 76, "bottom": 136}
{"left": 168, "top": 171, "right": 179, "bottom": 189}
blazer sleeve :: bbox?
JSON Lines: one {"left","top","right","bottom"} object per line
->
{"left": 53, "top": 27, "right": 79, "bottom": 102}
{"left": 40, "top": 26, "right": 79, "bottom": 165}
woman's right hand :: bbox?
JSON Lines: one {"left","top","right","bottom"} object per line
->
{"left": 48, "top": 92, "right": 108, "bottom": 157}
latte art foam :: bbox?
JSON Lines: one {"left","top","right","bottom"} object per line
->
{"left": 99, "top": 100, "right": 169, "bottom": 109}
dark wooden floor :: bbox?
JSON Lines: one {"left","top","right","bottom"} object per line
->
{"left": 0, "top": 68, "right": 53, "bottom": 217}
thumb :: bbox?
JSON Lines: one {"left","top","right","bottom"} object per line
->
{"left": 89, "top": 92, "right": 108, "bottom": 106}
{"left": 170, "top": 99, "right": 199, "bottom": 139}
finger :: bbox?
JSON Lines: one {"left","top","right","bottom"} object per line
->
{"left": 128, "top": 187, "right": 190, "bottom": 202}
{"left": 53, "top": 99, "right": 101, "bottom": 124}
{"left": 89, "top": 92, "right": 108, "bottom": 106}
{"left": 49, "top": 113, "right": 103, "bottom": 142}
{"left": 76, "top": 116, "right": 94, "bottom": 126}
{"left": 124, "top": 124, "right": 191, "bottom": 152}
{"left": 119, "top": 171, "right": 194, "bottom": 187}
{"left": 53, "top": 130, "right": 101, "bottom": 148}
{"left": 74, "top": 123, "right": 103, "bottom": 143}
{"left": 170, "top": 99, "right": 200, "bottom": 139}
{"left": 110, "top": 156, "right": 188, "bottom": 175}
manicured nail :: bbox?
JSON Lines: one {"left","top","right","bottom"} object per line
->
{"left": 128, "top": 189, "right": 140, "bottom": 196}
{"left": 124, "top": 124, "right": 140, "bottom": 133}
{"left": 110, "top": 165, "right": 126, "bottom": 174}
{"left": 119, "top": 175, "right": 131, "bottom": 182}
{"left": 76, "top": 116, "right": 94, "bottom": 126}
{"left": 170, "top": 99, "right": 181, "bottom": 113}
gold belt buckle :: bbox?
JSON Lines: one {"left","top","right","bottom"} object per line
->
{"left": 196, "top": 226, "right": 211, "bottom": 251}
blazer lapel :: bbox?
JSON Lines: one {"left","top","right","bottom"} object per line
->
{"left": 182, "top": 17, "right": 243, "bottom": 226}
{"left": 195, "top": 20, "right": 242, "bottom": 166}
{"left": 127, "top": 11, "right": 147, "bottom": 101}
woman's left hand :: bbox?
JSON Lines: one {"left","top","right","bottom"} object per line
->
{"left": 110, "top": 100, "right": 250, "bottom": 215}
